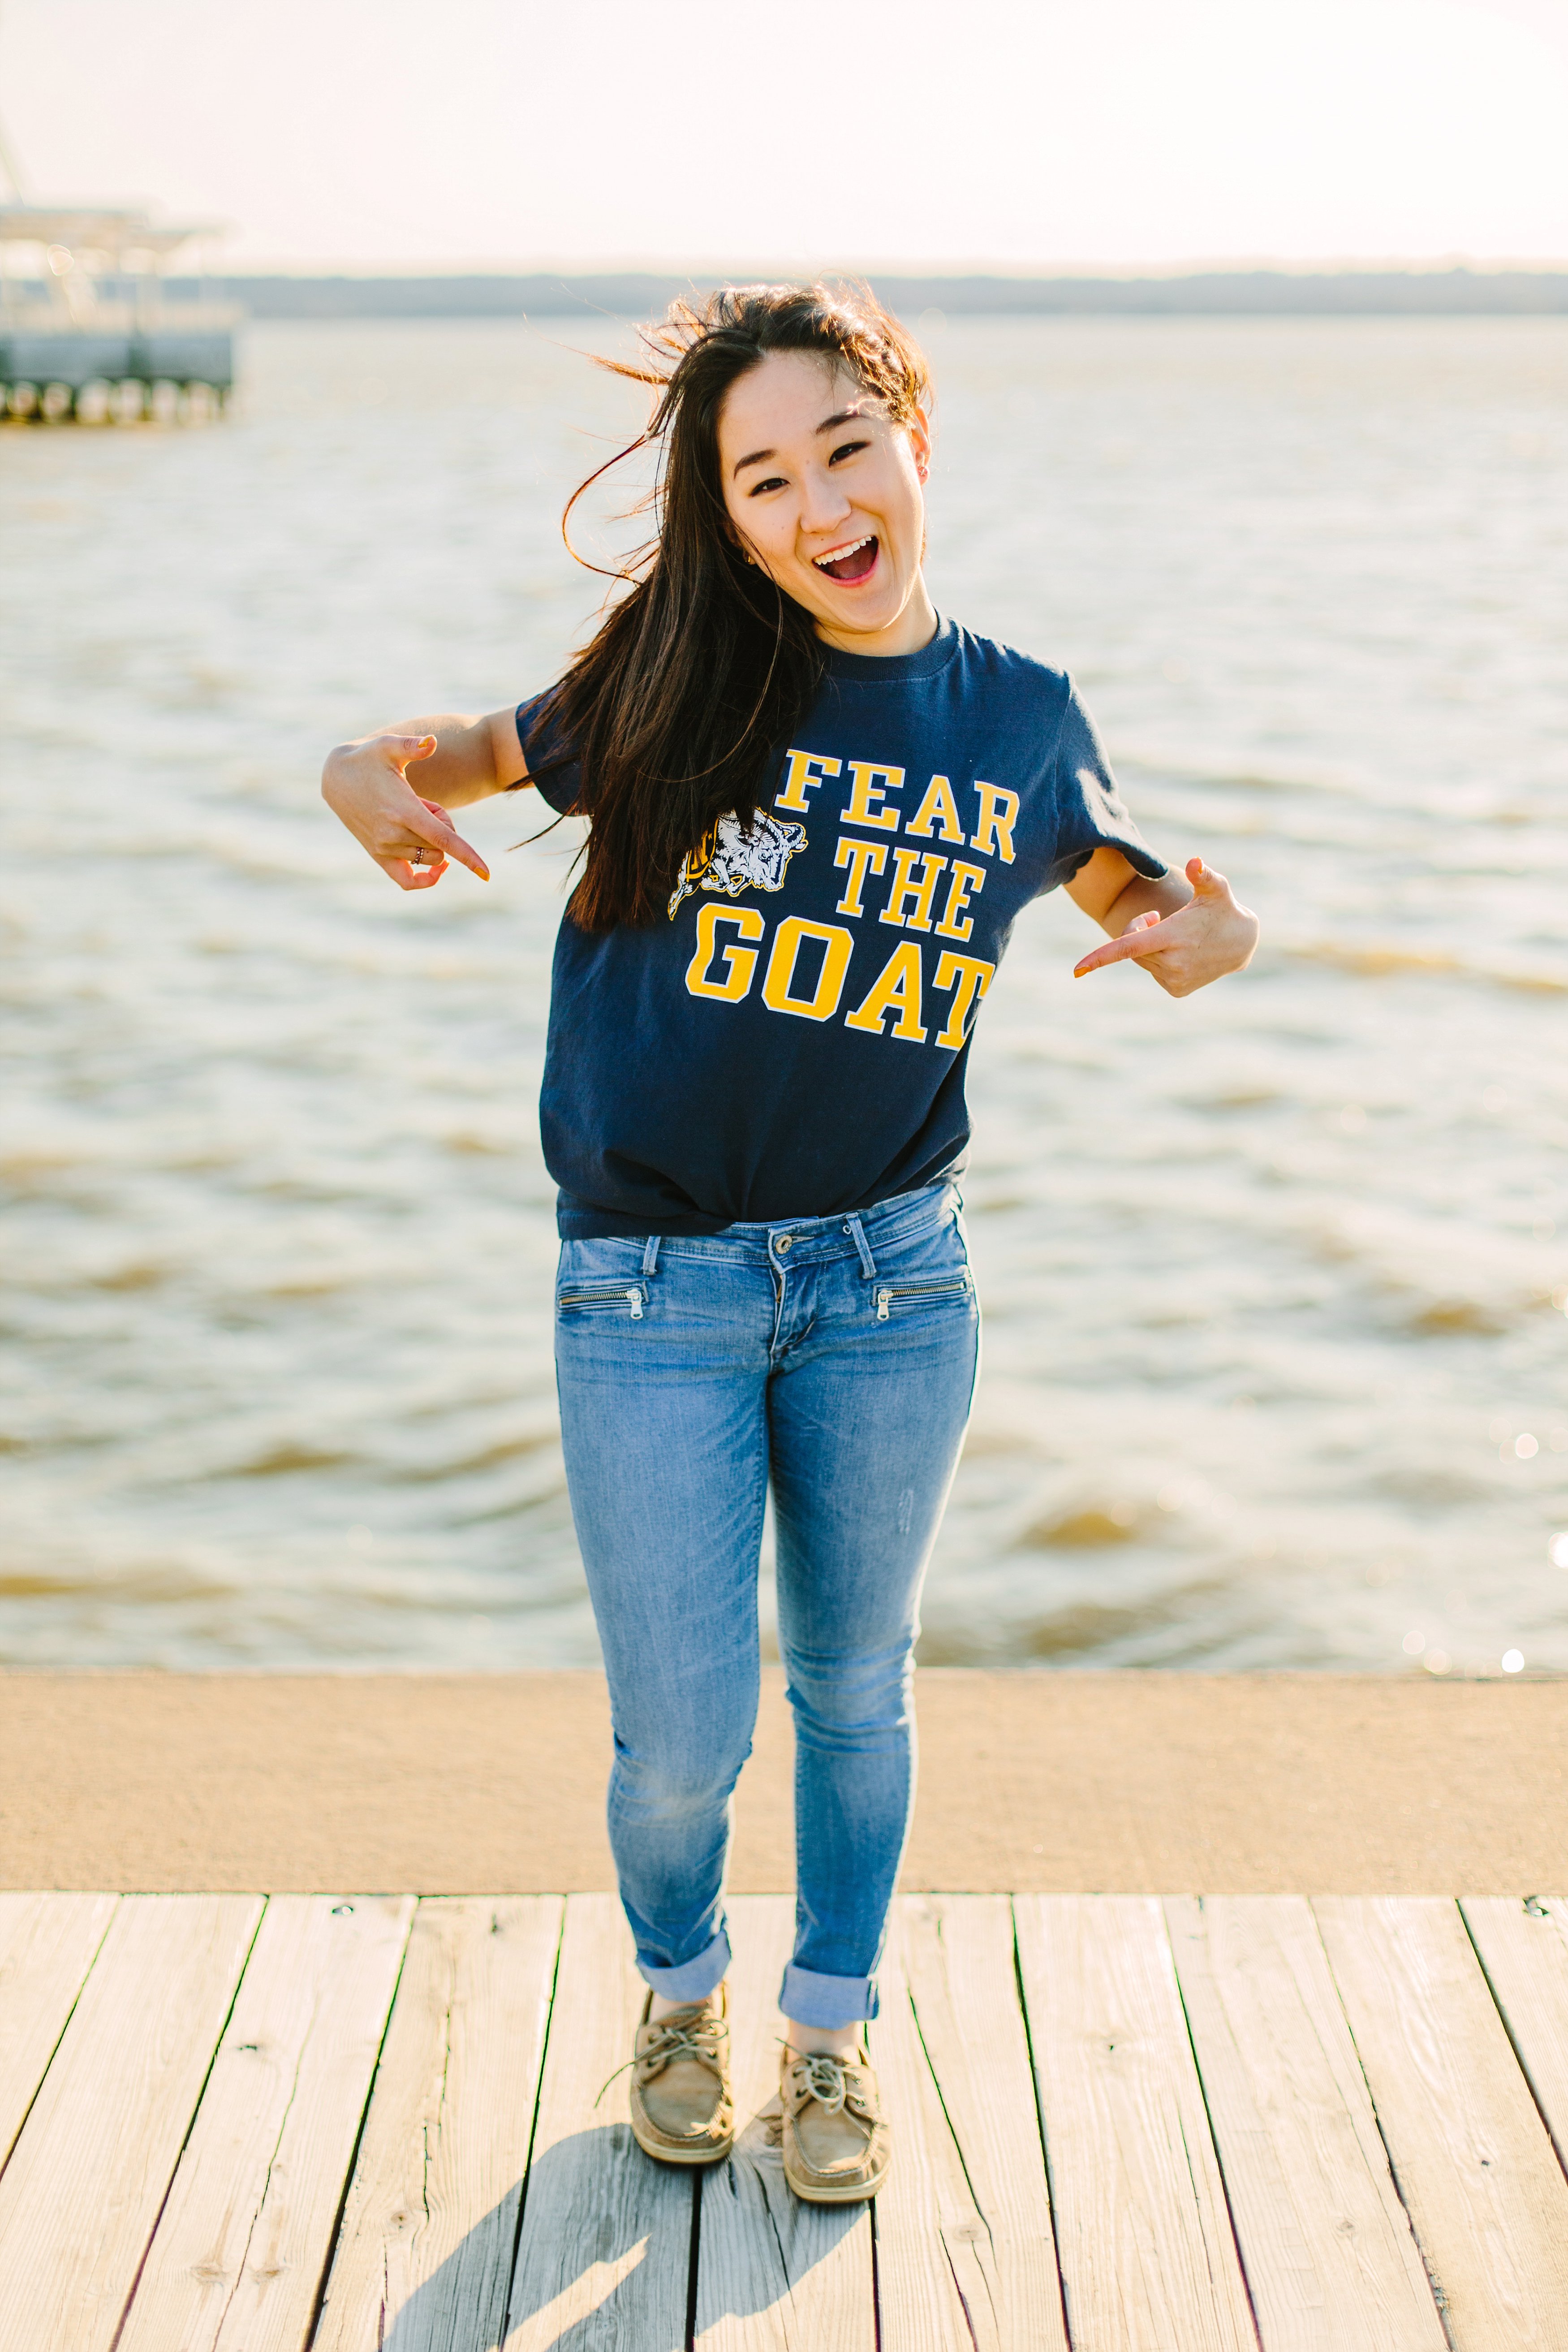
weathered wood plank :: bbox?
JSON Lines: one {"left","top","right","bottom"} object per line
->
{"left": 117, "top": 1894, "right": 414, "bottom": 2352}
{"left": 870, "top": 1915, "right": 978, "bottom": 2351}
{"left": 1461, "top": 1896, "right": 1568, "bottom": 2179}
{"left": 1315, "top": 1896, "right": 1568, "bottom": 2351}
{"left": 1014, "top": 1894, "right": 1256, "bottom": 2352}
{"left": 507, "top": 1891, "right": 692, "bottom": 2352}
{"left": 0, "top": 1892, "right": 263, "bottom": 2352}
{"left": 882, "top": 1895, "right": 1068, "bottom": 2352}
{"left": 1165, "top": 1896, "right": 1446, "bottom": 2351}
{"left": 694, "top": 1894, "right": 874, "bottom": 2352}
{"left": 0, "top": 1891, "right": 118, "bottom": 2172}
{"left": 313, "top": 1896, "right": 561, "bottom": 2352}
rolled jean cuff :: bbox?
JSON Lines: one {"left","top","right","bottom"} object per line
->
{"left": 636, "top": 1929, "right": 730, "bottom": 2004}
{"left": 779, "top": 1962, "right": 879, "bottom": 2029}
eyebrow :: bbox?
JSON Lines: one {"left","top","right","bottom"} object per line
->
{"left": 731, "top": 406, "right": 870, "bottom": 480}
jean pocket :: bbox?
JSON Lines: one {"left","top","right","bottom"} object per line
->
{"left": 558, "top": 1281, "right": 646, "bottom": 1321}
{"left": 873, "top": 1268, "right": 973, "bottom": 1321}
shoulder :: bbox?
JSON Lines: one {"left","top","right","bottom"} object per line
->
{"left": 940, "top": 625, "right": 1082, "bottom": 760}
{"left": 945, "top": 624, "right": 1074, "bottom": 709}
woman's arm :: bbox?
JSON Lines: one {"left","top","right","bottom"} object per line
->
{"left": 320, "top": 706, "right": 529, "bottom": 891}
{"left": 1065, "top": 845, "right": 1258, "bottom": 997}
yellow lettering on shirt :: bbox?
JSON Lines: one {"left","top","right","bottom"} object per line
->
{"left": 934, "top": 860, "right": 987, "bottom": 941}
{"left": 844, "top": 939, "right": 927, "bottom": 1043}
{"left": 970, "top": 780, "right": 1018, "bottom": 863}
{"left": 761, "top": 917, "right": 855, "bottom": 1023}
{"left": 842, "top": 761, "right": 905, "bottom": 830}
{"left": 833, "top": 836, "right": 889, "bottom": 918}
{"left": 932, "top": 950, "right": 995, "bottom": 1049}
{"left": 906, "top": 773, "right": 966, "bottom": 842}
{"left": 775, "top": 747, "right": 842, "bottom": 815}
{"left": 685, "top": 903, "right": 765, "bottom": 1002}
{"left": 879, "top": 846, "right": 948, "bottom": 933}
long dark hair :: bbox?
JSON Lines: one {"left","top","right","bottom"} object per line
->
{"left": 528, "top": 281, "right": 930, "bottom": 933}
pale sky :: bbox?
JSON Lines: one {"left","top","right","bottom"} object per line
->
{"left": 2, "top": 0, "right": 1566, "bottom": 271}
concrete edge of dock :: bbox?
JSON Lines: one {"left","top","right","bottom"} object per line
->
{"left": 2, "top": 1668, "right": 1563, "bottom": 1895}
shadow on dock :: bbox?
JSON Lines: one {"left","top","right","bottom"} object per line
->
{"left": 328, "top": 2121, "right": 865, "bottom": 2352}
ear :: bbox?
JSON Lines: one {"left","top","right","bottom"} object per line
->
{"left": 906, "top": 404, "right": 932, "bottom": 484}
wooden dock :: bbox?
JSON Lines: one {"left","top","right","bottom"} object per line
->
{"left": 4, "top": 1886, "right": 1568, "bottom": 2349}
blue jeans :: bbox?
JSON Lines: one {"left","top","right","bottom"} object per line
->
{"left": 553, "top": 1179, "right": 979, "bottom": 2029}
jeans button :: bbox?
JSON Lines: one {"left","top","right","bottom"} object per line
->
{"left": 775, "top": 1235, "right": 793, "bottom": 1253}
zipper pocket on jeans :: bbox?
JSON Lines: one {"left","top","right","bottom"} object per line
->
{"left": 559, "top": 1283, "right": 645, "bottom": 1320}
{"left": 874, "top": 1269, "right": 972, "bottom": 1321}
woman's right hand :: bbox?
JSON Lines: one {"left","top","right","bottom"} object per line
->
{"left": 320, "top": 734, "right": 491, "bottom": 890}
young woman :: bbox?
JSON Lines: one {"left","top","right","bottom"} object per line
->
{"left": 323, "top": 282, "right": 1258, "bottom": 2204}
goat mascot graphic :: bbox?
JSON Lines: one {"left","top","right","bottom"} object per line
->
{"left": 668, "top": 808, "right": 808, "bottom": 919}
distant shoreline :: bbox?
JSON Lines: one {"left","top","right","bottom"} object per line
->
{"left": 159, "top": 268, "right": 1568, "bottom": 321}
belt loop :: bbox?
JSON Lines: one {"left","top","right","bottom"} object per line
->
{"left": 642, "top": 1234, "right": 662, "bottom": 1277}
{"left": 844, "top": 1213, "right": 877, "bottom": 1280}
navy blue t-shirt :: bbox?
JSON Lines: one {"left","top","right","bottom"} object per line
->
{"left": 517, "top": 617, "right": 1165, "bottom": 1238}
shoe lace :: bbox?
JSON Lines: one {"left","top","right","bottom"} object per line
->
{"left": 788, "top": 2048, "right": 857, "bottom": 2116}
{"left": 595, "top": 2013, "right": 724, "bottom": 2108}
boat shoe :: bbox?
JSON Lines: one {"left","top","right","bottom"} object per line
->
{"left": 627, "top": 1986, "right": 734, "bottom": 2166}
{"left": 780, "top": 2045, "right": 892, "bottom": 2203}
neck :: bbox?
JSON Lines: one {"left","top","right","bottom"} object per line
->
{"left": 815, "top": 574, "right": 939, "bottom": 660}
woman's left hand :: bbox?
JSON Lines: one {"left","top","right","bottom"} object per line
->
{"left": 1073, "top": 859, "right": 1259, "bottom": 997}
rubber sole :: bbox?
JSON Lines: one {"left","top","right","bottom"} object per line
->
{"left": 782, "top": 2153, "right": 891, "bottom": 2204}
{"left": 629, "top": 2110, "right": 735, "bottom": 2166}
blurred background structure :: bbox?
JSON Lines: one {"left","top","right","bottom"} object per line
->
{"left": 0, "top": 58, "right": 233, "bottom": 419}
{"left": 0, "top": 202, "right": 233, "bottom": 419}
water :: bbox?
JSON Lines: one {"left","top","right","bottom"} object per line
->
{"left": 3, "top": 314, "right": 1566, "bottom": 1674}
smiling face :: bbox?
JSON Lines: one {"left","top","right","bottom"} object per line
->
{"left": 716, "top": 350, "right": 937, "bottom": 657}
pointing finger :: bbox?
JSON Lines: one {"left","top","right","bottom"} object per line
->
{"left": 432, "top": 830, "right": 490, "bottom": 882}
{"left": 407, "top": 812, "right": 490, "bottom": 883}
{"left": 1073, "top": 914, "right": 1177, "bottom": 977}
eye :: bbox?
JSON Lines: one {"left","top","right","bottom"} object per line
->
{"left": 747, "top": 473, "right": 788, "bottom": 496}
{"left": 828, "top": 438, "right": 870, "bottom": 465}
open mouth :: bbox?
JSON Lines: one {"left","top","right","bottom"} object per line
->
{"left": 813, "top": 534, "right": 879, "bottom": 584}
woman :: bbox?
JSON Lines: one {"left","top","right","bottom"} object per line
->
{"left": 323, "top": 282, "right": 1258, "bottom": 2204}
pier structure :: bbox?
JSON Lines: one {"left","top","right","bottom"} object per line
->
{"left": 0, "top": 203, "right": 235, "bottom": 422}
{"left": 2, "top": 1669, "right": 1568, "bottom": 2346}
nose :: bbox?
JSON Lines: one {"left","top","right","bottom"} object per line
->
{"left": 797, "top": 462, "right": 853, "bottom": 538}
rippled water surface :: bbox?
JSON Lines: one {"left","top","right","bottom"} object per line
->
{"left": 4, "top": 315, "right": 1567, "bottom": 1673}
